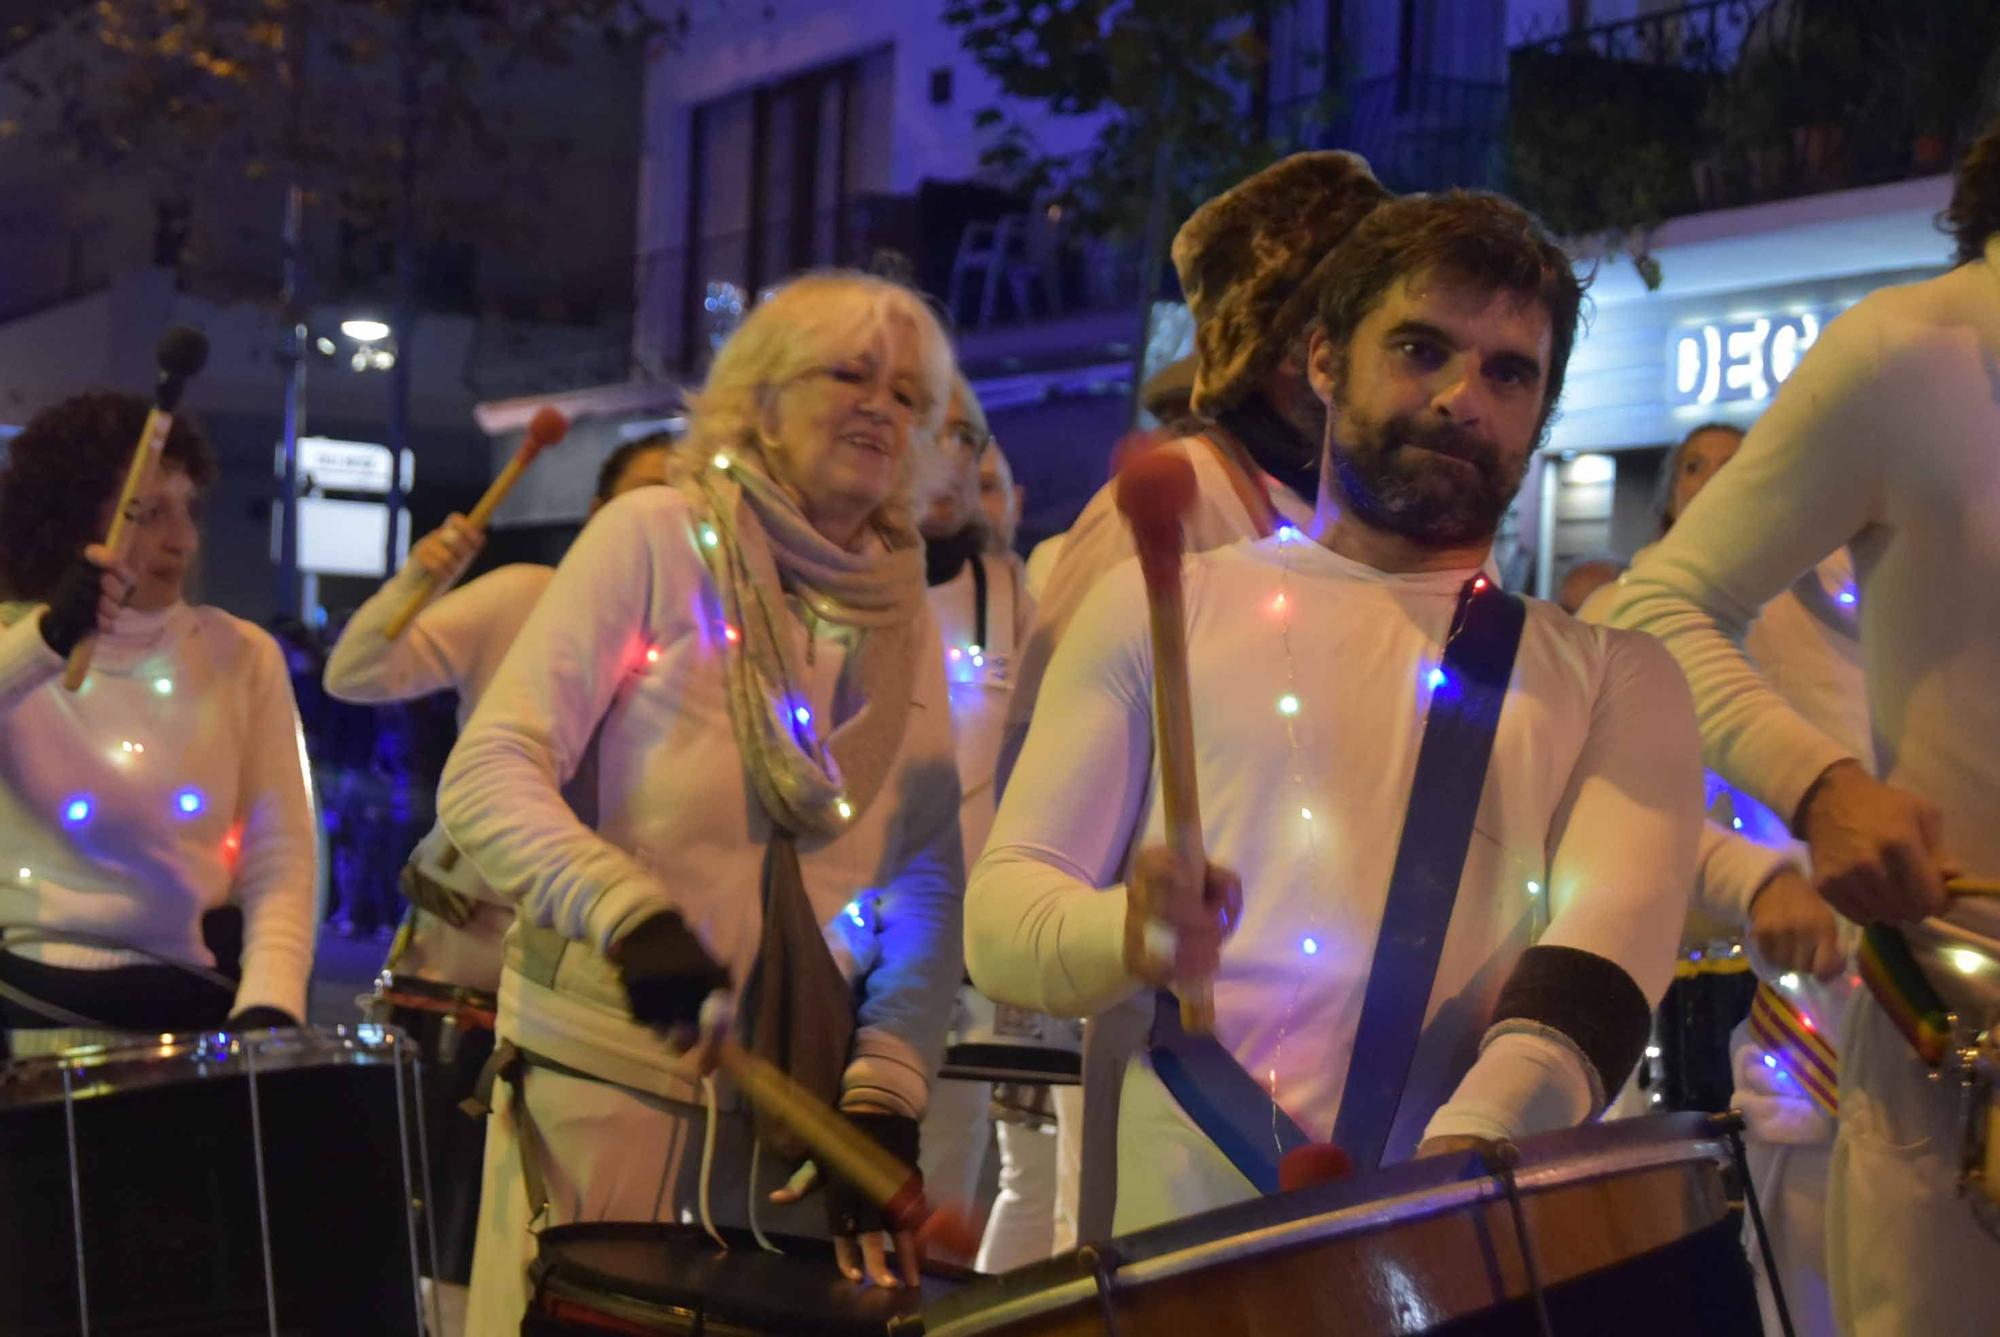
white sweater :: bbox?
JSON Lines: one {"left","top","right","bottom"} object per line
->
{"left": 326, "top": 562, "right": 553, "bottom": 726}
{"left": 0, "top": 603, "right": 318, "bottom": 1020}
{"left": 1003, "top": 432, "right": 1313, "bottom": 784}
{"left": 1610, "top": 245, "right": 2000, "bottom": 874}
{"left": 439, "top": 488, "right": 964, "bottom": 1115}
{"left": 969, "top": 537, "right": 1701, "bottom": 1174}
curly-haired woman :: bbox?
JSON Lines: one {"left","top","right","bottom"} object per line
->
{"left": 0, "top": 392, "right": 317, "bottom": 1055}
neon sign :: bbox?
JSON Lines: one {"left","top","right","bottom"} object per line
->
{"left": 1669, "top": 304, "right": 1850, "bottom": 407}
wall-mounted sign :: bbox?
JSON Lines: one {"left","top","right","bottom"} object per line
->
{"left": 272, "top": 437, "right": 414, "bottom": 495}
{"left": 1669, "top": 302, "right": 1852, "bottom": 408}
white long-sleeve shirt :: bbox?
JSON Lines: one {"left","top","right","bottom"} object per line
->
{"left": 1002, "top": 432, "right": 1313, "bottom": 786}
{"left": 1609, "top": 246, "right": 2000, "bottom": 874}
{"left": 325, "top": 562, "right": 553, "bottom": 725}
{"left": 0, "top": 603, "right": 318, "bottom": 1020}
{"left": 928, "top": 552, "right": 1034, "bottom": 871}
{"left": 439, "top": 488, "right": 964, "bottom": 1115}
{"left": 969, "top": 536, "right": 1701, "bottom": 1219}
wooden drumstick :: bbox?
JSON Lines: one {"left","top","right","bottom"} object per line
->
{"left": 1949, "top": 877, "right": 2000, "bottom": 897}
{"left": 63, "top": 326, "right": 210, "bottom": 692}
{"left": 693, "top": 996, "right": 981, "bottom": 1252}
{"left": 1115, "top": 446, "right": 1215, "bottom": 1034}
{"left": 381, "top": 405, "right": 568, "bottom": 640}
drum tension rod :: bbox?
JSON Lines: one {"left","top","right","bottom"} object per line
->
{"left": 1713, "top": 1110, "right": 1797, "bottom": 1337}
{"left": 1475, "top": 1140, "right": 1556, "bottom": 1337}
{"left": 1076, "top": 1243, "right": 1124, "bottom": 1336}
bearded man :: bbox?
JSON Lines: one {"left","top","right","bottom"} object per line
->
{"left": 966, "top": 191, "right": 1703, "bottom": 1231}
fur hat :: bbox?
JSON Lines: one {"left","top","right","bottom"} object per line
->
{"left": 1171, "top": 151, "right": 1389, "bottom": 418}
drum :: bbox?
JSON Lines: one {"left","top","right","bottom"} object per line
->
{"left": 0, "top": 1025, "right": 435, "bottom": 1336}
{"left": 523, "top": 1221, "right": 966, "bottom": 1335}
{"left": 940, "top": 986, "right": 1082, "bottom": 1086}
{"left": 913, "top": 1112, "right": 1761, "bottom": 1336}
{"left": 1871, "top": 897, "right": 2000, "bottom": 1235}
{"left": 366, "top": 972, "right": 499, "bottom": 1284}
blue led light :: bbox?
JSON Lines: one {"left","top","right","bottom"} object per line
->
{"left": 844, "top": 900, "right": 867, "bottom": 928}
{"left": 1427, "top": 667, "right": 1448, "bottom": 690}
{"left": 1276, "top": 524, "right": 1300, "bottom": 543}
{"left": 1837, "top": 589, "right": 1857, "bottom": 606}
{"left": 62, "top": 796, "right": 92, "bottom": 825}
{"left": 175, "top": 788, "right": 204, "bottom": 816}
{"left": 1301, "top": 936, "right": 1319, "bottom": 956}
{"left": 1762, "top": 1052, "right": 1778, "bottom": 1070}
{"left": 793, "top": 706, "right": 812, "bottom": 727}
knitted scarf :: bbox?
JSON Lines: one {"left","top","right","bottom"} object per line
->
{"left": 683, "top": 455, "right": 925, "bottom": 839}
{"left": 679, "top": 451, "right": 926, "bottom": 1153}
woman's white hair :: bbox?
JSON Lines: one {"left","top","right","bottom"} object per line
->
{"left": 683, "top": 270, "right": 957, "bottom": 535}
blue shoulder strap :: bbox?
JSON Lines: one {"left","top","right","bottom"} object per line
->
{"left": 1330, "top": 576, "right": 1526, "bottom": 1169}
{"left": 1149, "top": 575, "right": 1526, "bottom": 1188}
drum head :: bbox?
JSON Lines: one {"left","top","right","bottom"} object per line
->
{"left": 530, "top": 1222, "right": 963, "bottom": 1336}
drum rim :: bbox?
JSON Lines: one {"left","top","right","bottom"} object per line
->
{"left": 0, "top": 1023, "right": 418, "bottom": 1110}
{"left": 1903, "top": 916, "right": 2000, "bottom": 1022}
{"left": 922, "top": 1113, "right": 1734, "bottom": 1335}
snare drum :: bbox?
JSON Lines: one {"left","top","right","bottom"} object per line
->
{"left": 366, "top": 972, "right": 498, "bottom": 1284}
{"left": 915, "top": 1113, "right": 1761, "bottom": 1336}
{"left": 524, "top": 1221, "right": 964, "bottom": 1335}
{"left": 0, "top": 1025, "right": 434, "bottom": 1336}
{"left": 940, "top": 986, "right": 1082, "bottom": 1086}
{"left": 1866, "top": 897, "right": 2000, "bottom": 1233}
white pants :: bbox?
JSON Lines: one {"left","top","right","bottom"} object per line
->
{"left": 976, "top": 1116, "right": 1058, "bottom": 1272}
{"left": 1051, "top": 1083, "right": 1084, "bottom": 1253}
{"left": 1826, "top": 995, "right": 2000, "bottom": 1336}
{"left": 1744, "top": 1139, "right": 1836, "bottom": 1337}
{"left": 464, "top": 1065, "right": 818, "bottom": 1337}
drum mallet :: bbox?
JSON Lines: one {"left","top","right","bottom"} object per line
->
{"left": 62, "top": 325, "right": 210, "bottom": 691}
{"left": 694, "top": 995, "right": 983, "bottom": 1256}
{"left": 381, "top": 405, "right": 568, "bottom": 639}
{"left": 1116, "top": 445, "right": 1217, "bottom": 1035}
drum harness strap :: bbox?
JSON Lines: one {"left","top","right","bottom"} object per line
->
{"left": 462, "top": 1039, "right": 591, "bottom": 1229}
{"left": 1147, "top": 575, "right": 1525, "bottom": 1188}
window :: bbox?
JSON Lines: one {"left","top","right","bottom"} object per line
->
{"left": 681, "top": 48, "right": 894, "bottom": 366}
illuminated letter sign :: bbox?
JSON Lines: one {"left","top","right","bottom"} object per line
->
{"left": 1669, "top": 304, "right": 1846, "bottom": 407}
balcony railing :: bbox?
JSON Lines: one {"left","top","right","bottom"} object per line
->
{"left": 1507, "top": 0, "right": 1993, "bottom": 232}
{"left": 1512, "top": 0, "right": 1768, "bottom": 74}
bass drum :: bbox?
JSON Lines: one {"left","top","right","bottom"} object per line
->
{"left": 912, "top": 1113, "right": 1761, "bottom": 1337}
{"left": 0, "top": 1026, "right": 434, "bottom": 1337}
{"left": 366, "top": 972, "right": 498, "bottom": 1285}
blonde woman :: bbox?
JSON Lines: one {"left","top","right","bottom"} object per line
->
{"left": 440, "top": 272, "right": 965, "bottom": 1329}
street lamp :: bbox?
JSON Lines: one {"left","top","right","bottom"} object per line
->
{"left": 340, "top": 317, "right": 392, "bottom": 343}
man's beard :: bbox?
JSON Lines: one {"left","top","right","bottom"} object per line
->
{"left": 1327, "top": 406, "right": 1525, "bottom": 549}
